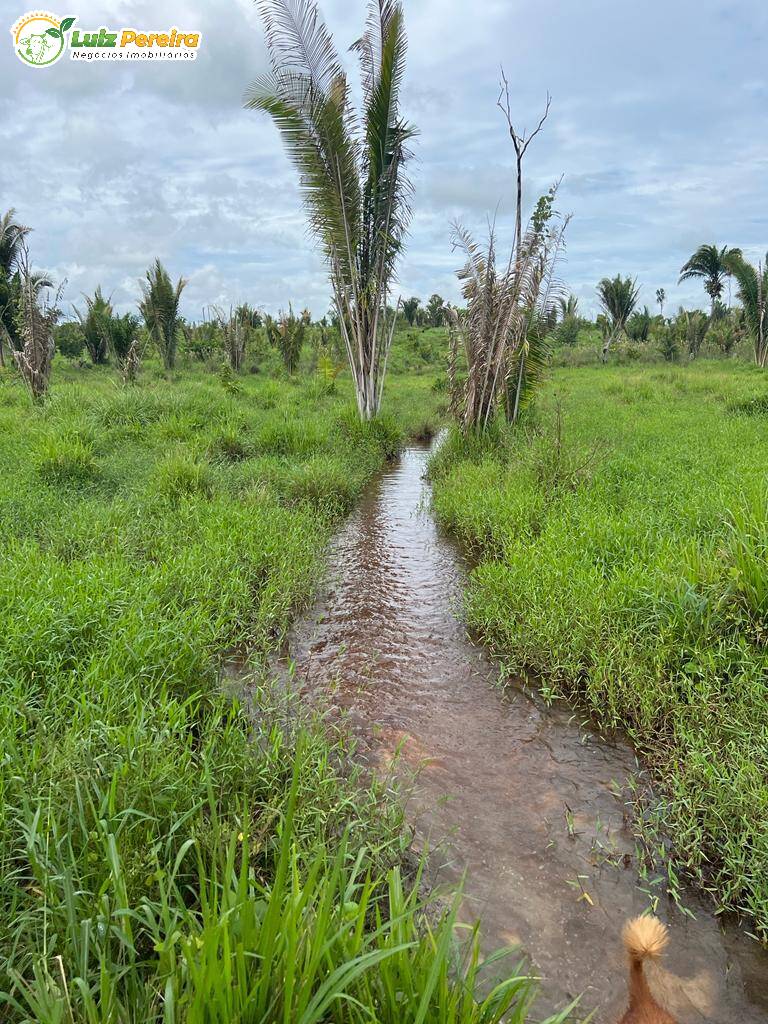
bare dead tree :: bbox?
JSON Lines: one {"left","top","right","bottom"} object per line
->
{"left": 123, "top": 336, "right": 141, "bottom": 383}
{"left": 11, "top": 243, "right": 62, "bottom": 400}
{"left": 497, "top": 68, "right": 552, "bottom": 255}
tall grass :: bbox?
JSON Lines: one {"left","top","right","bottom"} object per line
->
{"left": 0, "top": 363, "right": 564, "bottom": 1021}
{"left": 431, "top": 362, "right": 768, "bottom": 940}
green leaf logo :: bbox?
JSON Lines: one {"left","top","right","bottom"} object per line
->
{"left": 45, "top": 27, "right": 62, "bottom": 38}
{"left": 60, "top": 17, "right": 76, "bottom": 32}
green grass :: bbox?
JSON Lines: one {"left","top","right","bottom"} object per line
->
{"left": 0, "top": 359, "right": 573, "bottom": 1022}
{"left": 431, "top": 361, "right": 768, "bottom": 940}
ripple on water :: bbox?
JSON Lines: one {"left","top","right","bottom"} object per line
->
{"left": 288, "top": 445, "right": 768, "bottom": 1024}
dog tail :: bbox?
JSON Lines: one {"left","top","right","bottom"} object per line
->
{"left": 623, "top": 915, "right": 669, "bottom": 962}
{"left": 622, "top": 915, "right": 668, "bottom": 1008}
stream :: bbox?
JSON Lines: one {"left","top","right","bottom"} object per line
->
{"left": 287, "top": 443, "right": 767, "bottom": 1022}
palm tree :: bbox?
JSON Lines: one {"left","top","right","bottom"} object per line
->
{"left": 401, "top": 296, "right": 420, "bottom": 326}
{"left": 626, "top": 305, "right": 652, "bottom": 343}
{"left": 74, "top": 286, "right": 112, "bottom": 364}
{"left": 557, "top": 294, "right": 578, "bottom": 320}
{"left": 447, "top": 194, "right": 568, "bottom": 431}
{"left": 139, "top": 259, "right": 186, "bottom": 370}
{"left": 723, "top": 251, "right": 768, "bottom": 367}
{"left": 655, "top": 287, "right": 665, "bottom": 317}
{"left": 247, "top": 0, "right": 415, "bottom": 420}
{"left": 425, "top": 294, "right": 445, "bottom": 327}
{"left": 596, "top": 275, "right": 640, "bottom": 361}
{"left": 265, "top": 306, "right": 308, "bottom": 374}
{"left": 678, "top": 244, "right": 740, "bottom": 319}
{"left": 104, "top": 312, "right": 141, "bottom": 380}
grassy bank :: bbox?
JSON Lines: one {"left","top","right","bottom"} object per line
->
{"left": 0, "top": 363, "right": 564, "bottom": 1023}
{"left": 431, "top": 361, "right": 768, "bottom": 940}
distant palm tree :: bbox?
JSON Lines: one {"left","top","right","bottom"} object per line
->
{"left": 655, "top": 287, "right": 665, "bottom": 317}
{"left": 425, "top": 294, "right": 446, "bottom": 327}
{"left": 596, "top": 275, "right": 639, "bottom": 361}
{"left": 265, "top": 307, "right": 308, "bottom": 374}
{"left": 104, "top": 312, "right": 141, "bottom": 380}
{"left": 626, "top": 305, "right": 652, "bottom": 343}
{"left": 247, "top": 0, "right": 415, "bottom": 420}
{"left": 557, "top": 294, "right": 579, "bottom": 320}
{"left": 678, "top": 244, "right": 740, "bottom": 319}
{"left": 401, "top": 296, "right": 420, "bottom": 327}
{"left": 139, "top": 260, "right": 186, "bottom": 370}
{"left": 723, "top": 250, "right": 768, "bottom": 367}
{"left": 74, "top": 286, "right": 112, "bottom": 364}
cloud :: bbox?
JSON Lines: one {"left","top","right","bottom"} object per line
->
{"left": 2, "top": 0, "right": 767, "bottom": 318}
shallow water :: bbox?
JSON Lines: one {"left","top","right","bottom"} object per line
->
{"left": 288, "top": 444, "right": 767, "bottom": 1022}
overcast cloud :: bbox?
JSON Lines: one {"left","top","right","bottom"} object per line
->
{"left": 2, "top": 0, "right": 767, "bottom": 319}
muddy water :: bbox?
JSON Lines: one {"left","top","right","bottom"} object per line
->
{"left": 288, "top": 444, "right": 767, "bottom": 1022}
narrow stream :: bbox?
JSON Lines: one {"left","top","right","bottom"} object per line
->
{"left": 288, "top": 443, "right": 767, "bottom": 1022}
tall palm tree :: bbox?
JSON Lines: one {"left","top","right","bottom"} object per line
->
{"left": 678, "top": 244, "right": 740, "bottom": 319}
{"left": 723, "top": 251, "right": 768, "bottom": 367}
{"left": 596, "top": 275, "right": 639, "bottom": 361}
{"left": 139, "top": 259, "right": 186, "bottom": 370}
{"left": 246, "top": 0, "right": 416, "bottom": 420}
{"left": 655, "top": 287, "right": 665, "bottom": 317}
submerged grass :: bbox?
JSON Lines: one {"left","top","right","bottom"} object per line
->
{"left": 431, "top": 361, "right": 768, "bottom": 940}
{"left": 0, "top": 363, "right": 570, "bottom": 1022}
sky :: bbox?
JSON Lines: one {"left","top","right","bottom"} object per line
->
{"left": 2, "top": 0, "right": 767, "bottom": 320}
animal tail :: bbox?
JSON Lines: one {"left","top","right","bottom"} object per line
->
{"left": 622, "top": 915, "right": 669, "bottom": 962}
{"left": 622, "top": 915, "right": 669, "bottom": 1008}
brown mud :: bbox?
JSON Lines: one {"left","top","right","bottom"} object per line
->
{"left": 287, "top": 443, "right": 767, "bottom": 1023}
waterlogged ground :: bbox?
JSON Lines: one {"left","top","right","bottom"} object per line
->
{"left": 288, "top": 444, "right": 768, "bottom": 1023}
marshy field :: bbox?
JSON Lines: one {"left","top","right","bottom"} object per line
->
{"left": 1, "top": 340, "right": 767, "bottom": 1022}
{"left": 3, "top": 0, "right": 768, "bottom": 1021}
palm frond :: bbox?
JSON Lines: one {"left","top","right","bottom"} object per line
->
{"left": 724, "top": 250, "right": 768, "bottom": 366}
{"left": 449, "top": 192, "right": 568, "bottom": 430}
{"left": 0, "top": 209, "right": 31, "bottom": 276}
{"left": 507, "top": 312, "right": 552, "bottom": 420}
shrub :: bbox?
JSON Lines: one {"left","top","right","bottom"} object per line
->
{"left": 283, "top": 456, "right": 360, "bottom": 516}
{"left": 152, "top": 454, "right": 213, "bottom": 501}
{"left": 728, "top": 395, "right": 768, "bottom": 416}
{"left": 655, "top": 325, "right": 680, "bottom": 362}
{"left": 209, "top": 428, "right": 250, "bottom": 462}
{"left": 54, "top": 321, "right": 85, "bottom": 360}
{"left": 556, "top": 315, "right": 580, "bottom": 347}
{"left": 35, "top": 434, "right": 98, "bottom": 486}
{"left": 336, "top": 406, "right": 404, "bottom": 459}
